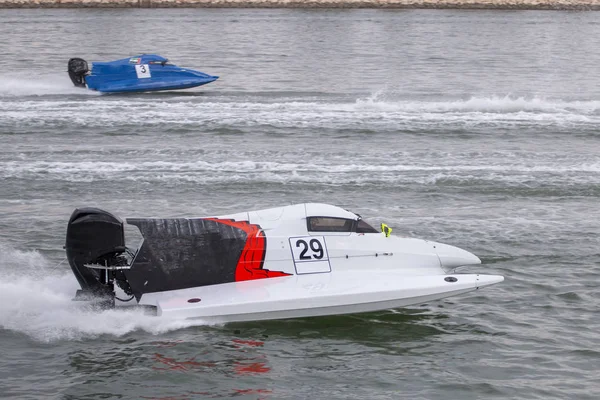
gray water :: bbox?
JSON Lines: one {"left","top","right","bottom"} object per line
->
{"left": 1, "top": 8, "right": 600, "bottom": 400}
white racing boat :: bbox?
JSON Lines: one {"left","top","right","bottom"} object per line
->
{"left": 65, "top": 203, "right": 503, "bottom": 322}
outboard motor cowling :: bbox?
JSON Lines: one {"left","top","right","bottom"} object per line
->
{"left": 65, "top": 208, "right": 130, "bottom": 304}
{"left": 68, "top": 58, "right": 89, "bottom": 88}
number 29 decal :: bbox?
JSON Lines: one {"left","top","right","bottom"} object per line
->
{"left": 289, "top": 236, "right": 331, "bottom": 274}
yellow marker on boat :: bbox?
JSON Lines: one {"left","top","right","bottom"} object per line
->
{"left": 381, "top": 223, "right": 392, "bottom": 237}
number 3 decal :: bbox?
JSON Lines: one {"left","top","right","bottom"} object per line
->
{"left": 135, "top": 64, "right": 151, "bottom": 79}
{"left": 289, "top": 236, "right": 330, "bottom": 274}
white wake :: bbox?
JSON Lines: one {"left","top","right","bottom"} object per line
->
{"left": 0, "top": 74, "right": 97, "bottom": 97}
{"left": 0, "top": 244, "right": 207, "bottom": 342}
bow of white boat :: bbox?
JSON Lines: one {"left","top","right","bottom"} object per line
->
{"left": 476, "top": 274, "right": 504, "bottom": 287}
{"left": 433, "top": 241, "right": 482, "bottom": 269}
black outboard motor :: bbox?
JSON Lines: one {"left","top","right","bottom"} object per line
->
{"left": 67, "top": 58, "right": 89, "bottom": 88}
{"left": 65, "top": 208, "right": 132, "bottom": 307}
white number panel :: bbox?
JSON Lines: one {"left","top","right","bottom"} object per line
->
{"left": 289, "top": 236, "right": 331, "bottom": 274}
{"left": 135, "top": 64, "right": 151, "bottom": 79}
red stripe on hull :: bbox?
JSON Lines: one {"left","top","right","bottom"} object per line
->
{"left": 207, "top": 218, "right": 291, "bottom": 282}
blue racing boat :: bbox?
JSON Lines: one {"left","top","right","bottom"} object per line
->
{"left": 67, "top": 54, "right": 218, "bottom": 93}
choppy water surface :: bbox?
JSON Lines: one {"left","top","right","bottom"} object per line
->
{"left": 1, "top": 9, "right": 599, "bottom": 400}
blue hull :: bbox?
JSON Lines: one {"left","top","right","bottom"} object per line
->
{"left": 68, "top": 54, "right": 218, "bottom": 94}
{"left": 89, "top": 76, "right": 218, "bottom": 93}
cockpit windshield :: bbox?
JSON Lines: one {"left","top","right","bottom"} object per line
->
{"left": 356, "top": 219, "right": 379, "bottom": 233}
{"left": 149, "top": 60, "right": 173, "bottom": 66}
{"left": 308, "top": 217, "right": 354, "bottom": 232}
{"left": 307, "top": 217, "right": 379, "bottom": 233}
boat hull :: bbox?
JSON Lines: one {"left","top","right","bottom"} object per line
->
{"left": 138, "top": 271, "right": 504, "bottom": 322}
{"left": 89, "top": 76, "right": 218, "bottom": 93}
